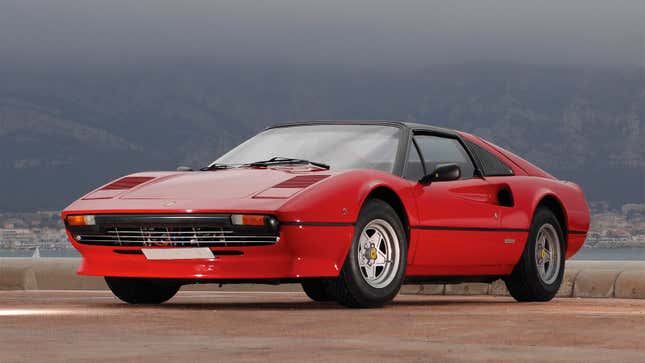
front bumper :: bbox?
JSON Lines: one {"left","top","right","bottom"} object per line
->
{"left": 68, "top": 224, "right": 354, "bottom": 279}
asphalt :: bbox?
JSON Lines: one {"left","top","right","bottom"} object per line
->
{"left": 1, "top": 291, "right": 645, "bottom": 363}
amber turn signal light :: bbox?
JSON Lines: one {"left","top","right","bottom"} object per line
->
{"left": 231, "top": 214, "right": 266, "bottom": 226}
{"left": 67, "top": 215, "right": 96, "bottom": 226}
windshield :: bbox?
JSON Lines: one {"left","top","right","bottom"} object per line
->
{"left": 214, "top": 124, "right": 402, "bottom": 172}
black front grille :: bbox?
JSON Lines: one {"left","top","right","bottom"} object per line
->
{"left": 67, "top": 214, "right": 279, "bottom": 247}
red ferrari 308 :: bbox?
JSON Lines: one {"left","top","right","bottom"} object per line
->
{"left": 63, "top": 121, "right": 590, "bottom": 307}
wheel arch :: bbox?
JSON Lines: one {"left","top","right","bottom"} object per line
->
{"left": 533, "top": 194, "right": 568, "bottom": 248}
{"left": 362, "top": 186, "right": 411, "bottom": 242}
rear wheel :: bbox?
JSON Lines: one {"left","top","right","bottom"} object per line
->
{"left": 301, "top": 278, "right": 335, "bottom": 302}
{"left": 331, "top": 199, "right": 407, "bottom": 308}
{"left": 504, "top": 208, "right": 565, "bottom": 302}
{"left": 105, "top": 277, "right": 180, "bottom": 304}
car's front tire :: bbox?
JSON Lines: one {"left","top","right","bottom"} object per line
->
{"left": 105, "top": 277, "right": 181, "bottom": 304}
{"left": 331, "top": 199, "right": 407, "bottom": 308}
{"left": 301, "top": 278, "right": 336, "bottom": 302}
{"left": 504, "top": 207, "right": 566, "bottom": 302}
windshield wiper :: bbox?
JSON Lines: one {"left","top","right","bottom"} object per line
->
{"left": 245, "top": 157, "right": 330, "bottom": 170}
{"left": 200, "top": 163, "right": 232, "bottom": 171}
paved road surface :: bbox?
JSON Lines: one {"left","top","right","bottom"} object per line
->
{"left": 1, "top": 291, "right": 644, "bottom": 362}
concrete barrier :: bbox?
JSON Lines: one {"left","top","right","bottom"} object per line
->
{"left": 0, "top": 258, "right": 299, "bottom": 292}
{"left": 412, "top": 260, "right": 645, "bottom": 299}
{"left": 614, "top": 270, "right": 645, "bottom": 299}
{"left": 573, "top": 269, "right": 621, "bottom": 298}
{"left": 444, "top": 283, "right": 490, "bottom": 296}
{"left": 1, "top": 258, "right": 645, "bottom": 298}
{"left": 0, "top": 258, "right": 106, "bottom": 290}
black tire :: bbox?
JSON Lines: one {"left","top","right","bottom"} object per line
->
{"left": 331, "top": 199, "right": 407, "bottom": 308}
{"left": 301, "top": 278, "right": 336, "bottom": 302}
{"left": 105, "top": 277, "right": 181, "bottom": 304}
{"left": 504, "top": 207, "right": 566, "bottom": 302}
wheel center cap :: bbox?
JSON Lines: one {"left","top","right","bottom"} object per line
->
{"left": 369, "top": 247, "right": 378, "bottom": 260}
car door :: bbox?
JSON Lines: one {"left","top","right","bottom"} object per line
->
{"left": 408, "top": 133, "right": 511, "bottom": 270}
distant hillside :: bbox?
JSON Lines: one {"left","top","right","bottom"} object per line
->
{"left": 0, "top": 63, "right": 643, "bottom": 211}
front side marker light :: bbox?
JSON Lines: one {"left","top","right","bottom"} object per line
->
{"left": 231, "top": 214, "right": 266, "bottom": 226}
{"left": 67, "top": 215, "right": 96, "bottom": 226}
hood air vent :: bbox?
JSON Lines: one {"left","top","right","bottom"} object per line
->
{"left": 100, "top": 176, "right": 155, "bottom": 190}
{"left": 273, "top": 175, "right": 329, "bottom": 188}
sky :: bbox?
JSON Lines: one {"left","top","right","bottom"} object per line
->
{"left": 0, "top": 0, "right": 643, "bottom": 69}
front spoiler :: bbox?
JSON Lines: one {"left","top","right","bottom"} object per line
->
{"left": 69, "top": 225, "right": 354, "bottom": 279}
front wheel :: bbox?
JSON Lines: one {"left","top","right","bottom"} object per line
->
{"left": 301, "top": 278, "right": 336, "bottom": 302}
{"left": 504, "top": 208, "right": 565, "bottom": 302}
{"left": 331, "top": 199, "right": 407, "bottom": 308}
{"left": 105, "top": 277, "right": 181, "bottom": 304}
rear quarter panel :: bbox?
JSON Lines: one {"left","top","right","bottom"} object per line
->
{"left": 493, "top": 175, "right": 590, "bottom": 258}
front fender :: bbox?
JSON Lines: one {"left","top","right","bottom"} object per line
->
{"left": 277, "top": 170, "right": 417, "bottom": 225}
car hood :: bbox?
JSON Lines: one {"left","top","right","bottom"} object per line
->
{"left": 84, "top": 167, "right": 333, "bottom": 201}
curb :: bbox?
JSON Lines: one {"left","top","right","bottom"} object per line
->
{"left": 0, "top": 258, "right": 301, "bottom": 292}
{"left": 0, "top": 258, "right": 106, "bottom": 290}
{"left": 410, "top": 261, "right": 645, "bottom": 299}
{"left": 2, "top": 258, "right": 645, "bottom": 298}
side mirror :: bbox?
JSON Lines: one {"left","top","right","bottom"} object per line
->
{"left": 176, "top": 166, "right": 193, "bottom": 172}
{"left": 419, "top": 163, "right": 461, "bottom": 185}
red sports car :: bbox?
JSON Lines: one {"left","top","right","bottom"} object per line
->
{"left": 63, "top": 121, "right": 590, "bottom": 307}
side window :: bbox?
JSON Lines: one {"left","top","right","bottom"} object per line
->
{"left": 403, "top": 140, "right": 425, "bottom": 181}
{"left": 414, "top": 135, "right": 475, "bottom": 179}
{"left": 464, "top": 140, "right": 514, "bottom": 176}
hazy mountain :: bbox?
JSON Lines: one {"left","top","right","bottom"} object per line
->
{"left": 0, "top": 63, "right": 643, "bottom": 212}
